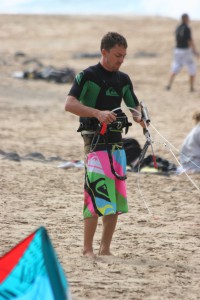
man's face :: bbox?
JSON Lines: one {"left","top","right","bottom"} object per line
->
{"left": 186, "top": 16, "right": 190, "bottom": 24}
{"left": 102, "top": 45, "right": 127, "bottom": 72}
{"left": 183, "top": 15, "right": 190, "bottom": 24}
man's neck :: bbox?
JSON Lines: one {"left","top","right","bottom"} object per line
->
{"left": 99, "top": 59, "right": 113, "bottom": 72}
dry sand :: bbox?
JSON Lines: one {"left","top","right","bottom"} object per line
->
{"left": 0, "top": 14, "right": 200, "bottom": 299}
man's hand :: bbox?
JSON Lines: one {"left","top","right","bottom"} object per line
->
{"left": 131, "top": 105, "right": 146, "bottom": 128}
{"left": 96, "top": 110, "right": 117, "bottom": 124}
{"left": 135, "top": 118, "right": 146, "bottom": 128}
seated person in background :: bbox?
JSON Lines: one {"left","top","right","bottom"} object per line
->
{"left": 179, "top": 111, "right": 200, "bottom": 173}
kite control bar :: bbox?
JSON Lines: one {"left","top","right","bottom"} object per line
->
{"left": 138, "top": 101, "right": 158, "bottom": 169}
{"left": 140, "top": 101, "right": 151, "bottom": 139}
{"left": 141, "top": 101, "right": 151, "bottom": 124}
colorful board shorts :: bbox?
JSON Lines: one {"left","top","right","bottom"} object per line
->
{"left": 83, "top": 148, "right": 128, "bottom": 218}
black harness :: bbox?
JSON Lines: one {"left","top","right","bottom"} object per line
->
{"left": 98, "top": 125, "right": 127, "bottom": 181}
{"left": 78, "top": 112, "right": 132, "bottom": 180}
{"left": 77, "top": 113, "right": 131, "bottom": 134}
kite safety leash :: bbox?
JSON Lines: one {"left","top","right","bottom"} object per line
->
{"left": 149, "top": 122, "right": 200, "bottom": 191}
{"left": 127, "top": 103, "right": 200, "bottom": 217}
{"left": 112, "top": 105, "right": 156, "bottom": 215}
{"left": 90, "top": 119, "right": 127, "bottom": 180}
{"left": 140, "top": 101, "right": 158, "bottom": 169}
{"left": 126, "top": 103, "right": 158, "bottom": 216}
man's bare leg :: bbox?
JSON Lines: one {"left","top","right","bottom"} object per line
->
{"left": 83, "top": 216, "right": 98, "bottom": 257}
{"left": 166, "top": 73, "right": 176, "bottom": 90}
{"left": 190, "top": 75, "right": 195, "bottom": 92}
{"left": 99, "top": 214, "right": 118, "bottom": 255}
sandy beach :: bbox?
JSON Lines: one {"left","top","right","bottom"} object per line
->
{"left": 0, "top": 14, "right": 200, "bottom": 299}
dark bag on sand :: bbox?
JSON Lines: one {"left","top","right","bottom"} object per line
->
{"left": 122, "top": 138, "right": 142, "bottom": 166}
{"left": 141, "top": 155, "right": 177, "bottom": 173}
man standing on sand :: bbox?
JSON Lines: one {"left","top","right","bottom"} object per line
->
{"left": 65, "top": 32, "right": 145, "bottom": 257}
{"left": 166, "top": 13, "right": 199, "bottom": 92}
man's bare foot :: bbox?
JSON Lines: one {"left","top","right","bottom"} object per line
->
{"left": 83, "top": 250, "right": 96, "bottom": 258}
{"left": 98, "top": 250, "right": 114, "bottom": 256}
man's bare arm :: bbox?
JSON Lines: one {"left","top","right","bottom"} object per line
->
{"left": 130, "top": 105, "right": 146, "bottom": 128}
{"left": 65, "top": 95, "right": 116, "bottom": 124}
{"left": 189, "top": 39, "right": 199, "bottom": 56}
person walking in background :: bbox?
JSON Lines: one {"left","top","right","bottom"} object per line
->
{"left": 65, "top": 32, "right": 145, "bottom": 257}
{"left": 166, "top": 13, "right": 199, "bottom": 92}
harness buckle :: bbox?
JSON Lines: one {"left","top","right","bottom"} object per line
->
{"left": 116, "top": 121, "right": 123, "bottom": 130}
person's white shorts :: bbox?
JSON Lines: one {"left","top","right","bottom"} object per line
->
{"left": 171, "top": 48, "right": 197, "bottom": 76}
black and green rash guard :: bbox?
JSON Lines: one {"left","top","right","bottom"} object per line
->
{"left": 68, "top": 63, "right": 139, "bottom": 148}
{"left": 68, "top": 63, "right": 139, "bottom": 111}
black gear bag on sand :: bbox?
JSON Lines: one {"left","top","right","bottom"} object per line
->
{"left": 123, "top": 138, "right": 177, "bottom": 173}
{"left": 122, "top": 138, "right": 142, "bottom": 166}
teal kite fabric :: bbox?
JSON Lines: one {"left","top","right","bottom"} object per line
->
{"left": 0, "top": 227, "right": 71, "bottom": 300}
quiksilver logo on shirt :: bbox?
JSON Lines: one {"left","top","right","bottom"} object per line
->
{"left": 76, "top": 71, "right": 84, "bottom": 85}
{"left": 106, "top": 87, "right": 119, "bottom": 96}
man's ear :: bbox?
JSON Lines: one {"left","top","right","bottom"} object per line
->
{"left": 101, "top": 49, "right": 107, "bottom": 56}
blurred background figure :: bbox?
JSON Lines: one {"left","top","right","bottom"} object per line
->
{"left": 179, "top": 111, "right": 200, "bottom": 174}
{"left": 166, "top": 13, "right": 199, "bottom": 92}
